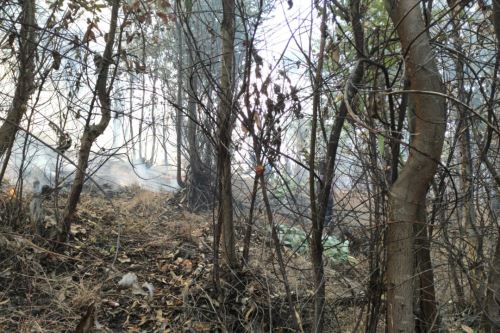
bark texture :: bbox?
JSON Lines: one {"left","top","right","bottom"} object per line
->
{"left": 217, "top": 0, "right": 237, "bottom": 267}
{"left": 384, "top": 0, "right": 446, "bottom": 331}
{"left": 0, "top": 0, "right": 36, "bottom": 158}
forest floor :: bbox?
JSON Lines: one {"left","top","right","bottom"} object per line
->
{"left": 4, "top": 185, "right": 473, "bottom": 332}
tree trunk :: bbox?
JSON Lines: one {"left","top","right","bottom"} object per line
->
{"left": 182, "top": 6, "right": 212, "bottom": 209}
{"left": 309, "top": 1, "right": 365, "bottom": 331}
{"left": 484, "top": 3, "right": 500, "bottom": 330}
{"left": 308, "top": 2, "right": 328, "bottom": 330}
{"left": 217, "top": 0, "right": 237, "bottom": 268}
{"left": 58, "top": 0, "right": 120, "bottom": 243}
{"left": 414, "top": 202, "right": 440, "bottom": 332}
{"left": 484, "top": 222, "right": 500, "bottom": 332}
{"left": 384, "top": 0, "right": 446, "bottom": 331}
{"left": 129, "top": 72, "right": 136, "bottom": 158}
{"left": 407, "top": 94, "right": 441, "bottom": 331}
{"left": 175, "top": 5, "right": 185, "bottom": 188}
{"left": 242, "top": 174, "right": 259, "bottom": 264}
{"left": 448, "top": 0, "right": 484, "bottom": 302}
{"left": 0, "top": 0, "right": 36, "bottom": 158}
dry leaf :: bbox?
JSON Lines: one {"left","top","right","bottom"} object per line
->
{"left": 461, "top": 325, "right": 474, "bottom": 333}
{"left": 181, "top": 259, "right": 193, "bottom": 273}
{"left": 118, "top": 254, "right": 131, "bottom": 263}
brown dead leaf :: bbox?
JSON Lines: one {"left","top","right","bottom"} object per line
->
{"left": 191, "top": 322, "right": 212, "bottom": 331}
{"left": 157, "top": 11, "right": 169, "bottom": 24}
{"left": 181, "top": 259, "right": 193, "bottom": 273}
{"left": 118, "top": 254, "right": 131, "bottom": 263}
{"left": 82, "top": 27, "right": 96, "bottom": 44}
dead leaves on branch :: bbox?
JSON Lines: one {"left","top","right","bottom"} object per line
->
{"left": 122, "top": 0, "right": 174, "bottom": 26}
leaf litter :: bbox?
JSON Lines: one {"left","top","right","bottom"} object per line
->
{"left": 1, "top": 185, "right": 343, "bottom": 332}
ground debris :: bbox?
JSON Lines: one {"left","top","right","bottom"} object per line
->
{"left": 0, "top": 186, "right": 302, "bottom": 332}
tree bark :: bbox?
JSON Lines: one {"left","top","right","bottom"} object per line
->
{"left": 407, "top": 94, "right": 440, "bottom": 332}
{"left": 58, "top": 0, "right": 120, "bottom": 243}
{"left": 175, "top": 4, "right": 185, "bottom": 188}
{"left": 384, "top": 0, "right": 446, "bottom": 331}
{"left": 484, "top": 3, "right": 500, "bottom": 331}
{"left": 414, "top": 202, "right": 440, "bottom": 332}
{"left": 307, "top": 2, "right": 328, "bottom": 330}
{"left": 0, "top": 0, "right": 36, "bottom": 159}
{"left": 217, "top": 0, "right": 237, "bottom": 267}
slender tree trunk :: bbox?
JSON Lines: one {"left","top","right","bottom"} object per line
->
{"left": 484, "top": 221, "right": 500, "bottom": 331}
{"left": 58, "top": 0, "right": 120, "bottom": 243}
{"left": 149, "top": 64, "right": 157, "bottom": 166}
{"left": 0, "top": 0, "right": 36, "bottom": 158}
{"left": 484, "top": 3, "right": 500, "bottom": 330}
{"left": 242, "top": 174, "right": 259, "bottom": 264}
{"left": 448, "top": 0, "right": 484, "bottom": 302}
{"left": 217, "top": 0, "right": 237, "bottom": 267}
{"left": 129, "top": 72, "right": 136, "bottom": 158}
{"left": 259, "top": 170, "right": 301, "bottom": 331}
{"left": 307, "top": 3, "right": 328, "bottom": 330}
{"left": 384, "top": 0, "right": 446, "bottom": 331}
{"left": 182, "top": 7, "right": 212, "bottom": 209}
{"left": 138, "top": 33, "right": 147, "bottom": 161}
{"left": 175, "top": 6, "right": 185, "bottom": 188}
{"left": 309, "top": 1, "right": 365, "bottom": 331}
{"left": 186, "top": 51, "right": 205, "bottom": 206}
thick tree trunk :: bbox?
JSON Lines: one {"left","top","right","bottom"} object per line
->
{"left": 58, "top": 0, "right": 120, "bottom": 243}
{"left": 0, "top": 0, "right": 36, "bottom": 159}
{"left": 217, "top": 0, "right": 237, "bottom": 267}
{"left": 414, "top": 202, "right": 440, "bottom": 332}
{"left": 384, "top": 0, "right": 446, "bottom": 331}
{"left": 407, "top": 96, "right": 441, "bottom": 331}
